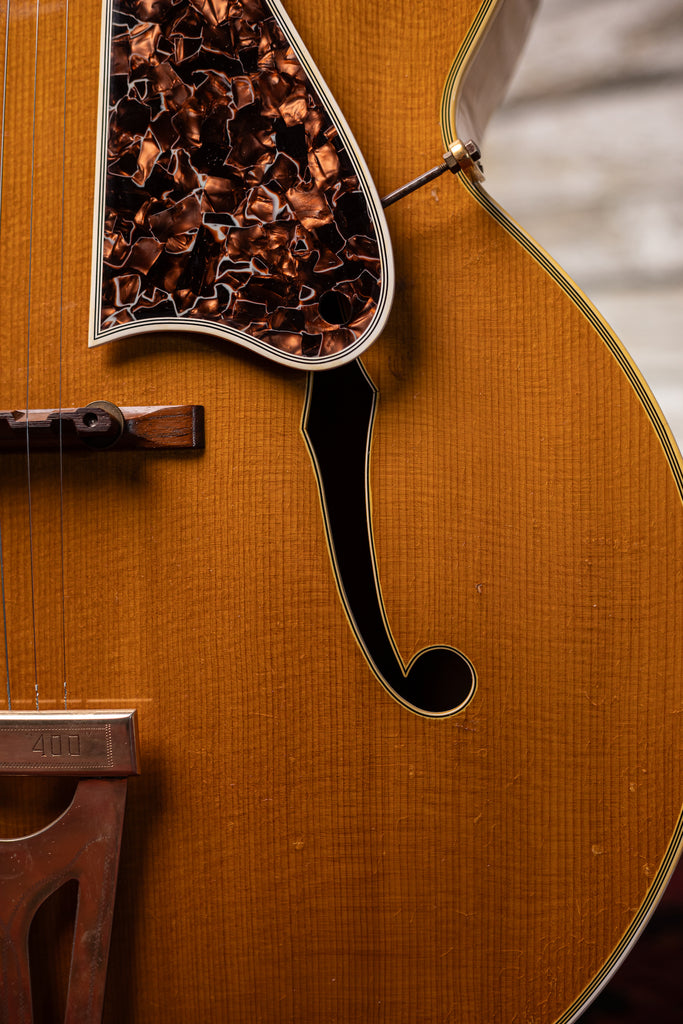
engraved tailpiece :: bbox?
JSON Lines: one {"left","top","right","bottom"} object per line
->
{"left": 0, "top": 712, "right": 139, "bottom": 1023}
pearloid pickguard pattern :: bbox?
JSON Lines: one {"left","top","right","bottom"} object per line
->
{"left": 97, "top": 0, "right": 385, "bottom": 362}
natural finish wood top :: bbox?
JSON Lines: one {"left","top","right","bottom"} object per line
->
{"left": 1, "top": 0, "right": 681, "bottom": 1021}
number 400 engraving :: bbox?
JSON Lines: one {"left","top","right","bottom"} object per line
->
{"left": 32, "top": 733, "right": 82, "bottom": 757}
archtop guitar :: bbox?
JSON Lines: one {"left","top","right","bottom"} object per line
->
{"left": 1, "top": 0, "right": 682, "bottom": 1021}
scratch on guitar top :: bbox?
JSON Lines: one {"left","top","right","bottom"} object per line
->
{"left": 451, "top": 717, "right": 477, "bottom": 733}
{"left": 579, "top": 689, "right": 608, "bottom": 708}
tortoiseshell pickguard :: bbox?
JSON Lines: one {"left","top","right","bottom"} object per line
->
{"left": 90, "top": 0, "right": 394, "bottom": 368}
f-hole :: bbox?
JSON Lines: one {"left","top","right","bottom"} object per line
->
{"left": 302, "top": 358, "right": 477, "bottom": 716}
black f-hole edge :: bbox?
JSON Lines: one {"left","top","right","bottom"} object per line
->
{"left": 302, "top": 357, "right": 477, "bottom": 717}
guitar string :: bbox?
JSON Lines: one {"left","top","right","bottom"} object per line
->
{"left": 0, "top": 0, "right": 11, "bottom": 708}
{"left": 25, "top": 0, "right": 42, "bottom": 710}
{"left": 58, "top": 0, "right": 70, "bottom": 709}
{"left": 0, "top": 526, "right": 9, "bottom": 708}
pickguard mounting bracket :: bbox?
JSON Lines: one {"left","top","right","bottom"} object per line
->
{"left": 381, "top": 138, "right": 484, "bottom": 208}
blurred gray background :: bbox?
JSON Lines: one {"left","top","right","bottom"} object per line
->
{"left": 484, "top": 0, "right": 683, "bottom": 443}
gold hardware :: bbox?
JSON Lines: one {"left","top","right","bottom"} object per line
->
{"left": 443, "top": 139, "right": 485, "bottom": 182}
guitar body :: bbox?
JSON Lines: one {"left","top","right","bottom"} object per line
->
{"left": 1, "top": 0, "right": 682, "bottom": 1022}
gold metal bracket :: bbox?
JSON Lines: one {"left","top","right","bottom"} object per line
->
{"left": 443, "top": 139, "right": 485, "bottom": 181}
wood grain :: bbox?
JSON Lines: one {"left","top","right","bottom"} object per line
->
{"left": 0, "top": 0, "right": 681, "bottom": 1021}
